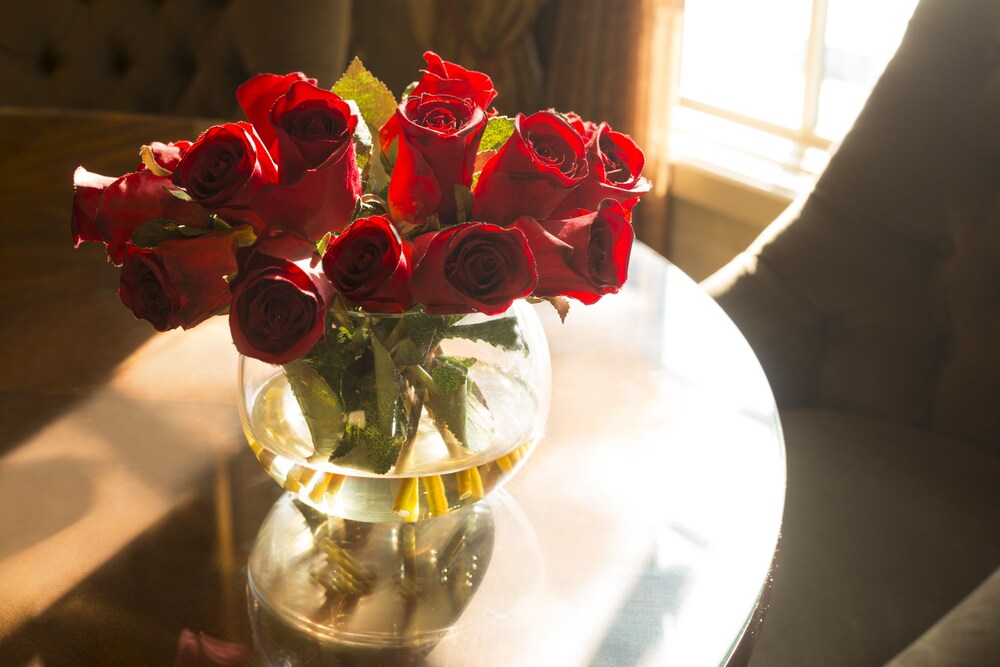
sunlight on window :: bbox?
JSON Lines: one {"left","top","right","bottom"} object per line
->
{"left": 675, "top": 0, "right": 919, "bottom": 187}
{"left": 679, "top": 0, "right": 811, "bottom": 130}
{"left": 817, "top": 0, "right": 919, "bottom": 138}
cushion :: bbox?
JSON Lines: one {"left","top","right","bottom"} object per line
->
{"left": 886, "top": 565, "right": 1000, "bottom": 666}
{"left": 748, "top": 409, "right": 1000, "bottom": 667}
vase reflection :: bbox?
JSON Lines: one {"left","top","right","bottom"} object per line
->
{"left": 247, "top": 492, "right": 497, "bottom": 665}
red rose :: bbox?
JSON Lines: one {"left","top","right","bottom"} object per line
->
{"left": 563, "top": 112, "right": 600, "bottom": 142}
{"left": 236, "top": 72, "right": 317, "bottom": 154}
{"left": 172, "top": 122, "right": 277, "bottom": 231}
{"left": 410, "top": 223, "right": 536, "bottom": 315}
{"left": 73, "top": 165, "right": 214, "bottom": 264}
{"left": 513, "top": 200, "right": 633, "bottom": 304}
{"left": 378, "top": 53, "right": 494, "bottom": 226}
{"left": 551, "top": 121, "right": 651, "bottom": 218}
{"left": 251, "top": 81, "right": 361, "bottom": 239}
{"left": 472, "top": 111, "right": 588, "bottom": 226}
{"left": 142, "top": 140, "right": 193, "bottom": 173}
{"left": 410, "top": 51, "right": 497, "bottom": 112}
{"left": 381, "top": 93, "right": 487, "bottom": 225}
{"left": 119, "top": 231, "right": 241, "bottom": 331}
{"left": 321, "top": 216, "right": 413, "bottom": 313}
{"left": 71, "top": 167, "right": 115, "bottom": 247}
{"left": 229, "top": 235, "right": 333, "bottom": 365}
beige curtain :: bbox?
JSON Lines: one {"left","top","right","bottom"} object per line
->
{"left": 545, "top": 0, "right": 683, "bottom": 255}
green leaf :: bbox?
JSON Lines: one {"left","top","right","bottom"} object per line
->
{"left": 424, "top": 370, "right": 492, "bottom": 453}
{"left": 448, "top": 317, "right": 525, "bottom": 352}
{"left": 365, "top": 136, "right": 393, "bottom": 198}
{"left": 332, "top": 57, "right": 397, "bottom": 135}
{"left": 140, "top": 145, "right": 172, "bottom": 176}
{"left": 527, "top": 295, "right": 571, "bottom": 323}
{"left": 130, "top": 219, "right": 209, "bottom": 247}
{"left": 345, "top": 99, "right": 373, "bottom": 173}
{"left": 208, "top": 214, "right": 231, "bottom": 230}
{"left": 431, "top": 356, "right": 477, "bottom": 394}
{"left": 164, "top": 186, "right": 194, "bottom": 202}
{"left": 391, "top": 338, "right": 422, "bottom": 366}
{"left": 455, "top": 185, "right": 473, "bottom": 224}
{"left": 360, "top": 425, "right": 404, "bottom": 474}
{"left": 479, "top": 115, "right": 515, "bottom": 152}
{"left": 315, "top": 231, "right": 333, "bottom": 257}
{"left": 370, "top": 334, "right": 398, "bottom": 435}
{"left": 404, "top": 311, "right": 464, "bottom": 357}
{"left": 283, "top": 360, "right": 345, "bottom": 459}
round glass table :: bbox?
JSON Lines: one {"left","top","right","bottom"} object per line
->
{"left": 0, "top": 109, "right": 785, "bottom": 666}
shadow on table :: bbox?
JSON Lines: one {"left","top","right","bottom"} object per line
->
{"left": 0, "top": 457, "right": 96, "bottom": 562}
{"left": 588, "top": 557, "right": 693, "bottom": 667}
{"left": 0, "top": 448, "right": 278, "bottom": 667}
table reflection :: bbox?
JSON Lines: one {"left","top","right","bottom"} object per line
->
{"left": 1, "top": 105, "right": 783, "bottom": 667}
{"left": 247, "top": 492, "right": 500, "bottom": 665}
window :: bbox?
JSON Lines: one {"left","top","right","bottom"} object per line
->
{"left": 672, "top": 0, "right": 919, "bottom": 196}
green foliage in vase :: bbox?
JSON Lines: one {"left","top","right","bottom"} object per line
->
{"left": 288, "top": 308, "right": 523, "bottom": 473}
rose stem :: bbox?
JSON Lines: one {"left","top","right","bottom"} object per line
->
{"left": 309, "top": 473, "right": 346, "bottom": 504}
{"left": 469, "top": 466, "right": 485, "bottom": 498}
{"left": 392, "top": 477, "right": 419, "bottom": 520}
{"left": 457, "top": 469, "right": 472, "bottom": 499}
{"left": 390, "top": 381, "right": 425, "bottom": 475}
{"left": 421, "top": 475, "right": 448, "bottom": 516}
{"left": 383, "top": 318, "right": 408, "bottom": 352}
{"left": 495, "top": 455, "right": 514, "bottom": 473}
{"left": 320, "top": 537, "right": 374, "bottom": 592}
{"left": 455, "top": 467, "right": 485, "bottom": 501}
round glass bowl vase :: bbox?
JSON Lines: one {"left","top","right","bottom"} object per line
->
{"left": 238, "top": 300, "right": 551, "bottom": 522}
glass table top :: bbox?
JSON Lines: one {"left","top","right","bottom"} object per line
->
{"left": 0, "top": 108, "right": 785, "bottom": 667}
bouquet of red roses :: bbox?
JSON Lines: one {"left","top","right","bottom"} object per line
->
{"left": 71, "top": 53, "right": 650, "bottom": 477}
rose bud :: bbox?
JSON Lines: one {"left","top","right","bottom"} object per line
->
{"left": 472, "top": 111, "right": 588, "bottom": 226}
{"left": 236, "top": 72, "right": 317, "bottom": 154}
{"left": 321, "top": 215, "right": 413, "bottom": 313}
{"left": 118, "top": 231, "right": 242, "bottom": 331}
{"left": 172, "top": 122, "right": 278, "bottom": 232}
{"left": 551, "top": 121, "right": 651, "bottom": 218}
{"left": 229, "top": 234, "right": 333, "bottom": 365}
{"left": 73, "top": 165, "right": 214, "bottom": 264}
{"left": 410, "top": 222, "right": 537, "bottom": 315}
{"left": 382, "top": 92, "right": 487, "bottom": 225}
{"left": 378, "top": 53, "right": 494, "bottom": 226}
{"left": 513, "top": 199, "right": 634, "bottom": 305}
{"left": 251, "top": 81, "right": 361, "bottom": 240}
{"left": 409, "top": 51, "right": 497, "bottom": 112}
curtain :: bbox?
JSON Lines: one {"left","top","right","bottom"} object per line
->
{"left": 545, "top": 0, "right": 683, "bottom": 255}
{"left": 405, "top": 0, "right": 547, "bottom": 115}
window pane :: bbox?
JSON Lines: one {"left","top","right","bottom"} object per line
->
{"left": 816, "top": 0, "right": 919, "bottom": 139}
{"left": 672, "top": 106, "right": 828, "bottom": 194}
{"left": 679, "top": 0, "right": 813, "bottom": 129}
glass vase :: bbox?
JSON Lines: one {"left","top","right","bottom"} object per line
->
{"left": 238, "top": 300, "right": 550, "bottom": 522}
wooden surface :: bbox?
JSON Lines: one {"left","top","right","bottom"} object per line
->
{"left": 0, "top": 108, "right": 785, "bottom": 666}
{"left": 0, "top": 108, "right": 211, "bottom": 450}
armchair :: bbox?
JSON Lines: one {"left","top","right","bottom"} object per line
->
{"left": 703, "top": 0, "right": 1000, "bottom": 664}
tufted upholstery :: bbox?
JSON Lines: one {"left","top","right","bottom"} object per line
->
{"left": 703, "top": 0, "right": 1000, "bottom": 452}
{"left": 0, "top": 0, "right": 351, "bottom": 118}
{"left": 704, "top": 0, "right": 1000, "bottom": 664}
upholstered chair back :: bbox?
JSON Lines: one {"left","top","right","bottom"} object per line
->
{"left": 0, "top": 0, "right": 351, "bottom": 118}
{"left": 704, "top": 0, "right": 1000, "bottom": 451}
